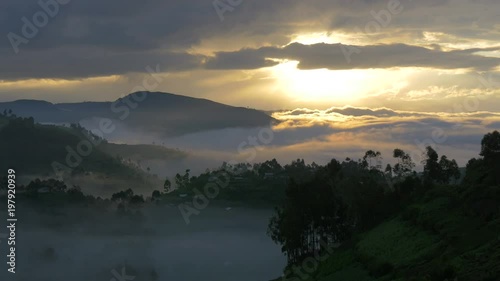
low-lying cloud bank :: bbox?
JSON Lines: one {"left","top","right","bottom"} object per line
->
{"left": 94, "top": 106, "right": 500, "bottom": 176}
{"left": 265, "top": 106, "right": 500, "bottom": 166}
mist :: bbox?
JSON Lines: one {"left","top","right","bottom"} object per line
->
{"left": 0, "top": 204, "right": 286, "bottom": 281}
{"left": 77, "top": 115, "right": 486, "bottom": 178}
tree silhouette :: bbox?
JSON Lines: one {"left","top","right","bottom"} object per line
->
{"left": 422, "top": 146, "right": 440, "bottom": 184}
{"left": 438, "top": 155, "right": 460, "bottom": 184}
{"left": 175, "top": 169, "right": 191, "bottom": 189}
{"left": 163, "top": 178, "right": 172, "bottom": 192}
{"left": 422, "top": 146, "right": 461, "bottom": 185}
{"left": 392, "top": 149, "right": 415, "bottom": 178}
{"left": 480, "top": 130, "right": 500, "bottom": 184}
{"left": 152, "top": 190, "right": 161, "bottom": 201}
{"left": 363, "top": 150, "right": 382, "bottom": 170}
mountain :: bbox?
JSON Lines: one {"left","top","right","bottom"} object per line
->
{"left": 0, "top": 92, "right": 277, "bottom": 136}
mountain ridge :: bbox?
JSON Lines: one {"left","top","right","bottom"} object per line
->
{"left": 0, "top": 91, "right": 277, "bottom": 136}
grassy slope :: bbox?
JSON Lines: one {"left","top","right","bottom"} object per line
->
{"left": 301, "top": 185, "right": 500, "bottom": 281}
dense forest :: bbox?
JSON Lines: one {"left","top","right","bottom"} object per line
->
{"left": 268, "top": 131, "right": 500, "bottom": 281}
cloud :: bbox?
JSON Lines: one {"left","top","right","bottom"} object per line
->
{"left": 1, "top": 0, "right": 499, "bottom": 81}
{"left": 325, "top": 106, "right": 399, "bottom": 117}
{"left": 2, "top": 41, "right": 498, "bottom": 97}
{"left": 205, "top": 43, "right": 500, "bottom": 71}
{"left": 134, "top": 105, "right": 499, "bottom": 170}
{"left": 0, "top": 48, "right": 205, "bottom": 80}
{"left": 1, "top": 0, "right": 500, "bottom": 116}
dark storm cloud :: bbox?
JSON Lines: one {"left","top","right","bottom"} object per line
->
{"left": 0, "top": 0, "right": 214, "bottom": 51}
{"left": 0, "top": 47, "right": 205, "bottom": 80}
{"left": 0, "top": 0, "right": 229, "bottom": 79}
{"left": 1, "top": 0, "right": 499, "bottom": 80}
{"left": 3, "top": 41, "right": 497, "bottom": 80}
{"left": 205, "top": 43, "right": 500, "bottom": 71}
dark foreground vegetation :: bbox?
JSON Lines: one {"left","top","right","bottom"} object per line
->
{"left": 269, "top": 131, "right": 500, "bottom": 281}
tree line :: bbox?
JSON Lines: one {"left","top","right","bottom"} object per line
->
{"left": 267, "top": 131, "right": 499, "bottom": 267}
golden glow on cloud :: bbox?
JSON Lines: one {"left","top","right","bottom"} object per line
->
{"left": 271, "top": 106, "right": 500, "bottom": 132}
{"left": 474, "top": 50, "right": 500, "bottom": 59}
{"left": 287, "top": 30, "right": 500, "bottom": 52}
{"left": 418, "top": 31, "right": 500, "bottom": 51}
{"left": 288, "top": 32, "right": 355, "bottom": 46}
{"left": 289, "top": 32, "right": 342, "bottom": 45}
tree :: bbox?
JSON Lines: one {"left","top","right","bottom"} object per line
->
{"left": 392, "top": 149, "right": 415, "bottom": 178}
{"left": 480, "top": 130, "right": 500, "bottom": 162}
{"left": 175, "top": 169, "right": 190, "bottom": 189}
{"left": 268, "top": 160, "right": 359, "bottom": 265}
{"left": 26, "top": 178, "right": 67, "bottom": 193}
{"left": 384, "top": 164, "right": 394, "bottom": 189}
{"left": 229, "top": 162, "right": 251, "bottom": 175}
{"left": 422, "top": 146, "right": 441, "bottom": 184}
{"left": 422, "top": 147, "right": 461, "bottom": 185}
{"left": 268, "top": 175, "right": 351, "bottom": 265}
{"left": 480, "top": 131, "right": 500, "bottom": 184}
{"left": 163, "top": 178, "right": 172, "bottom": 192}
{"left": 463, "top": 157, "right": 487, "bottom": 185}
{"left": 67, "top": 185, "right": 85, "bottom": 202}
{"left": 284, "top": 159, "right": 315, "bottom": 183}
{"left": 362, "top": 150, "right": 382, "bottom": 170}
{"left": 151, "top": 190, "right": 161, "bottom": 201}
{"left": 129, "top": 195, "right": 145, "bottom": 206}
{"left": 385, "top": 164, "right": 393, "bottom": 178}
{"left": 258, "top": 158, "right": 283, "bottom": 177}
{"left": 111, "top": 188, "right": 134, "bottom": 202}
{"left": 438, "top": 155, "right": 461, "bottom": 184}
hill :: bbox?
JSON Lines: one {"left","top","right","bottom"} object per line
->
{"left": 0, "top": 115, "right": 133, "bottom": 176}
{"left": 286, "top": 183, "right": 500, "bottom": 281}
{"left": 0, "top": 92, "right": 277, "bottom": 136}
{"left": 0, "top": 114, "right": 176, "bottom": 195}
{"left": 268, "top": 132, "right": 500, "bottom": 281}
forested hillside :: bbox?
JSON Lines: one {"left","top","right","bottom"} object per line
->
{"left": 269, "top": 131, "right": 500, "bottom": 281}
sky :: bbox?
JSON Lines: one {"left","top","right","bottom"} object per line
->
{"left": 1, "top": 0, "right": 499, "bottom": 167}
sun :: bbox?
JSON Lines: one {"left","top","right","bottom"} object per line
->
{"left": 270, "top": 60, "right": 374, "bottom": 103}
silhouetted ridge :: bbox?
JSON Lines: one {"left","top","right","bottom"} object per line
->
{"left": 0, "top": 91, "right": 276, "bottom": 136}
